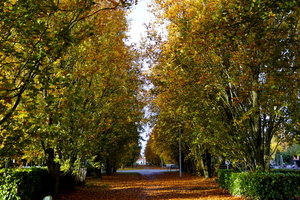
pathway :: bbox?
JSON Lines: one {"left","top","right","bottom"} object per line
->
{"left": 117, "top": 168, "right": 169, "bottom": 175}
{"left": 55, "top": 167, "right": 244, "bottom": 200}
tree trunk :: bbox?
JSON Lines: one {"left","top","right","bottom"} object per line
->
{"left": 4, "top": 159, "right": 10, "bottom": 168}
{"left": 94, "top": 168, "right": 102, "bottom": 178}
{"left": 201, "top": 150, "right": 212, "bottom": 178}
{"left": 45, "top": 148, "right": 61, "bottom": 197}
{"left": 106, "top": 156, "right": 111, "bottom": 175}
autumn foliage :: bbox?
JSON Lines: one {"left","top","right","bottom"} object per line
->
{"left": 1, "top": 0, "right": 300, "bottom": 198}
{"left": 145, "top": 0, "right": 300, "bottom": 176}
{"left": 0, "top": 0, "right": 143, "bottom": 197}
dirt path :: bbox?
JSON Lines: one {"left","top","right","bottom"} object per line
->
{"left": 55, "top": 170, "right": 244, "bottom": 200}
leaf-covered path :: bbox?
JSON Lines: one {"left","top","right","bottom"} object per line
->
{"left": 55, "top": 170, "right": 244, "bottom": 200}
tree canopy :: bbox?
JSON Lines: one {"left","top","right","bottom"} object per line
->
{"left": 145, "top": 0, "right": 300, "bottom": 176}
{"left": 0, "top": 0, "right": 143, "bottom": 196}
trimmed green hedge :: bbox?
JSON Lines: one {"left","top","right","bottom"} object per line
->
{"left": 218, "top": 169, "right": 300, "bottom": 200}
{"left": 271, "top": 169, "right": 300, "bottom": 174}
{"left": 0, "top": 167, "right": 51, "bottom": 200}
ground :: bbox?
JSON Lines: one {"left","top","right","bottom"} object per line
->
{"left": 54, "top": 166, "right": 244, "bottom": 200}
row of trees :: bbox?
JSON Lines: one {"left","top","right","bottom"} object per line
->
{"left": 0, "top": 0, "right": 143, "bottom": 196}
{"left": 145, "top": 0, "right": 300, "bottom": 178}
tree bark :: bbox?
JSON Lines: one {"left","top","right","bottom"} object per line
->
{"left": 45, "top": 148, "right": 61, "bottom": 197}
{"left": 201, "top": 150, "right": 212, "bottom": 178}
{"left": 4, "top": 159, "right": 10, "bottom": 168}
{"left": 106, "top": 156, "right": 112, "bottom": 175}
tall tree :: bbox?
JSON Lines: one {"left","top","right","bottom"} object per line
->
{"left": 0, "top": 0, "right": 138, "bottom": 128}
{"left": 1, "top": 0, "right": 142, "bottom": 196}
{"left": 147, "top": 0, "right": 299, "bottom": 175}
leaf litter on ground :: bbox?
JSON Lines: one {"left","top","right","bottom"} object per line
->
{"left": 54, "top": 168, "right": 244, "bottom": 200}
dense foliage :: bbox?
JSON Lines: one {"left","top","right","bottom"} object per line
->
{"left": 145, "top": 0, "right": 300, "bottom": 176}
{"left": 0, "top": 0, "right": 143, "bottom": 197}
{"left": 1, "top": 0, "right": 300, "bottom": 197}
{"left": 218, "top": 169, "right": 300, "bottom": 200}
{"left": 0, "top": 168, "right": 50, "bottom": 200}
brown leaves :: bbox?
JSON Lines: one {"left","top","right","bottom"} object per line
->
{"left": 55, "top": 172, "right": 244, "bottom": 200}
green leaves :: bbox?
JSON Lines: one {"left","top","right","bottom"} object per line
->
{"left": 0, "top": 168, "right": 50, "bottom": 200}
{"left": 218, "top": 170, "right": 300, "bottom": 199}
{"left": 147, "top": 0, "right": 300, "bottom": 173}
{"left": 0, "top": 0, "right": 143, "bottom": 178}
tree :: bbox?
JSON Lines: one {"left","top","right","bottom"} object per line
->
{"left": 0, "top": 0, "right": 138, "bottom": 128}
{"left": 145, "top": 126, "right": 174, "bottom": 166}
{"left": 1, "top": 0, "right": 143, "bottom": 196}
{"left": 144, "top": 135, "right": 161, "bottom": 165}
{"left": 147, "top": 0, "right": 300, "bottom": 176}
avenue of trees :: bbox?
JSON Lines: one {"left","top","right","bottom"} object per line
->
{"left": 0, "top": 0, "right": 143, "bottom": 196}
{"left": 1, "top": 0, "right": 300, "bottom": 197}
{"left": 145, "top": 0, "right": 300, "bottom": 178}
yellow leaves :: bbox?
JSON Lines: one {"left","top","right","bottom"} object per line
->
{"left": 13, "top": 110, "right": 28, "bottom": 120}
{"left": 21, "top": 149, "right": 43, "bottom": 160}
{"left": 52, "top": 59, "right": 61, "bottom": 66}
{"left": 3, "top": 0, "right": 17, "bottom": 9}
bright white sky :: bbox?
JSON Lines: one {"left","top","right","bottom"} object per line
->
{"left": 127, "top": 0, "right": 153, "bottom": 45}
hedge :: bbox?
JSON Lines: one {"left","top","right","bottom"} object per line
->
{"left": 0, "top": 167, "right": 51, "bottom": 200}
{"left": 218, "top": 169, "right": 300, "bottom": 200}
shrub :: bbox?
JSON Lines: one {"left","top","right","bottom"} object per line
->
{"left": 0, "top": 168, "right": 51, "bottom": 200}
{"left": 271, "top": 169, "right": 300, "bottom": 174}
{"left": 218, "top": 169, "right": 300, "bottom": 200}
{"left": 217, "top": 169, "right": 233, "bottom": 190}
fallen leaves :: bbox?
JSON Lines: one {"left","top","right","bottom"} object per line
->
{"left": 55, "top": 171, "right": 244, "bottom": 200}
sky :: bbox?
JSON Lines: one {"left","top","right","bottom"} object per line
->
{"left": 126, "top": 0, "right": 153, "bottom": 156}
{"left": 127, "top": 0, "right": 153, "bottom": 45}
